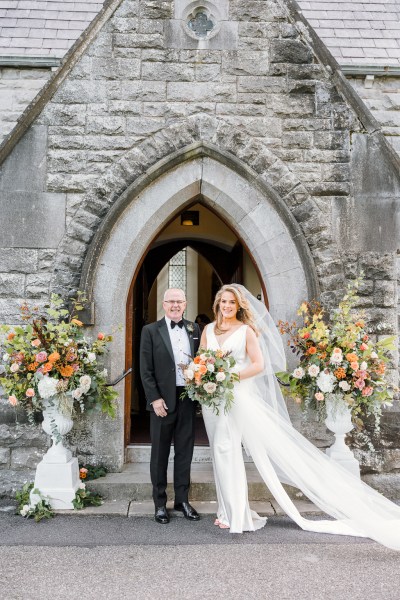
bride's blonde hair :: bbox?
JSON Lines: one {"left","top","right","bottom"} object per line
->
{"left": 213, "top": 285, "right": 258, "bottom": 335}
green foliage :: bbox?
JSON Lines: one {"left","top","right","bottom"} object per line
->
{"left": 79, "top": 464, "right": 108, "bottom": 481}
{"left": 72, "top": 486, "right": 103, "bottom": 509}
{"left": 15, "top": 482, "right": 55, "bottom": 523}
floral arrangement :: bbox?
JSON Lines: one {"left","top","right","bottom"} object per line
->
{"left": 0, "top": 294, "right": 118, "bottom": 426}
{"left": 181, "top": 348, "right": 239, "bottom": 414}
{"left": 277, "top": 280, "right": 396, "bottom": 431}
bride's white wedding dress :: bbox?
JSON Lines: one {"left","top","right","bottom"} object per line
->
{"left": 202, "top": 322, "right": 400, "bottom": 550}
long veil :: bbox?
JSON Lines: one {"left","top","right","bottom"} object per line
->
{"left": 230, "top": 285, "right": 400, "bottom": 551}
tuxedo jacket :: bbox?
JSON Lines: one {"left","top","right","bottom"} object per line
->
{"left": 140, "top": 317, "right": 201, "bottom": 412}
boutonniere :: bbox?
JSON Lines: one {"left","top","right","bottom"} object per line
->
{"left": 186, "top": 323, "right": 194, "bottom": 335}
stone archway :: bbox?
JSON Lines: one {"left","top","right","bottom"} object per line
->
{"left": 75, "top": 144, "right": 318, "bottom": 470}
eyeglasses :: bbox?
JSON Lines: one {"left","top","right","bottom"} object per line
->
{"left": 164, "top": 300, "right": 186, "bottom": 305}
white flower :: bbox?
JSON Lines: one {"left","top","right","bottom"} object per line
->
{"left": 307, "top": 364, "right": 320, "bottom": 378}
{"left": 199, "top": 354, "right": 207, "bottom": 361}
{"left": 87, "top": 352, "right": 96, "bottom": 363}
{"left": 101, "top": 368, "right": 108, "bottom": 378}
{"left": 360, "top": 361, "right": 368, "bottom": 371}
{"left": 38, "top": 376, "right": 58, "bottom": 399}
{"left": 339, "top": 381, "right": 351, "bottom": 392}
{"left": 79, "top": 482, "right": 86, "bottom": 490}
{"left": 292, "top": 367, "right": 305, "bottom": 379}
{"left": 203, "top": 382, "right": 217, "bottom": 394}
{"left": 370, "top": 351, "right": 378, "bottom": 359}
{"left": 184, "top": 369, "right": 194, "bottom": 380}
{"left": 10, "top": 362, "right": 20, "bottom": 373}
{"left": 20, "top": 504, "right": 30, "bottom": 517}
{"left": 207, "top": 363, "right": 215, "bottom": 373}
{"left": 316, "top": 371, "right": 336, "bottom": 393}
{"left": 2, "top": 353, "right": 10, "bottom": 362}
{"left": 193, "top": 364, "right": 200, "bottom": 372}
{"left": 72, "top": 388, "right": 83, "bottom": 399}
{"left": 330, "top": 353, "right": 342, "bottom": 365}
{"left": 216, "top": 371, "right": 226, "bottom": 382}
{"left": 79, "top": 375, "right": 91, "bottom": 393}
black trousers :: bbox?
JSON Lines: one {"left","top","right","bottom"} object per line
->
{"left": 150, "top": 387, "right": 196, "bottom": 508}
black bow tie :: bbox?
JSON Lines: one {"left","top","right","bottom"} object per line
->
{"left": 170, "top": 320, "right": 184, "bottom": 329}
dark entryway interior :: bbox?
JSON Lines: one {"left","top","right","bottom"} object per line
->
{"left": 125, "top": 201, "right": 264, "bottom": 446}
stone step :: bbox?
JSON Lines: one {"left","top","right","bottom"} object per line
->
{"left": 125, "top": 444, "right": 253, "bottom": 463}
{"left": 86, "top": 463, "right": 300, "bottom": 503}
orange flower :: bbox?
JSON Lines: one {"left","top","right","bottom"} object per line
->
{"left": 79, "top": 468, "right": 87, "bottom": 479}
{"left": 355, "top": 321, "right": 365, "bottom": 328}
{"left": 198, "top": 364, "right": 207, "bottom": 375}
{"left": 334, "top": 367, "right": 346, "bottom": 380}
{"left": 48, "top": 352, "right": 60, "bottom": 363}
{"left": 307, "top": 346, "right": 317, "bottom": 355}
{"left": 43, "top": 362, "right": 53, "bottom": 373}
{"left": 194, "top": 356, "right": 201, "bottom": 364}
{"left": 319, "top": 352, "right": 327, "bottom": 360}
{"left": 7, "top": 332, "right": 15, "bottom": 341}
{"left": 59, "top": 365, "right": 74, "bottom": 377}
{"left": 27, "top": 362, "right": 39, "bottom": 371}
{"left": 71, "top": 319, "right": 83, "bottom": 327}
{"left": 376, "top": 362, "right": 386, "bottom": 375}
{"left": 346, "top": 353, "right": 358, "bottom": 363}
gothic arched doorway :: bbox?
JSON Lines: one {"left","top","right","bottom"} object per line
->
{"left": 125, "top": 202, "right": 265, "bottom": 445}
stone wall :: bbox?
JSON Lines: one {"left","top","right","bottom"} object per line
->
{"left": 0, "top": 0, "right": 399, "bottom": 487}
{"left": 348, "top": 75, "right": 400, "bottom": 155}
{"left": 0, "top": 67, "right": 52, "bottom": 143}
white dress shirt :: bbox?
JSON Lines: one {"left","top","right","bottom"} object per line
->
{"left": 165, "top": 316, "right": 192, "bottom": 386}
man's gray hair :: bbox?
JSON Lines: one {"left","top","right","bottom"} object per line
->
{"left": 163, "top": 288, "right": 186, "bottom": 301}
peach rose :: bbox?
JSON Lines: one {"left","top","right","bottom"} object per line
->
{"left": 350, "top": 362, "right": 359, "bottom": 370}
{"left": 8, "top": 395, "right": 18, "bottom": 406}
{"left": 31, "top": 339, "right": 41, "bottom": 347}
{"left": 362, "top": 386, "right": 373, "bottom": 397}
{"left": 315, "top": 392, "right": 324, "bottom": 402}
{"left": 25, "top": 388, "right": 35, "bottom": 397}
{"left": 198, "top": 364, "right": 207, "bottom": 375}
{"left": 360, "top": 343, "right": 368, "bottom": 351}
{"left": 97, "top": 332, "right": 105, "bottom": 340}
{"left": 7, "top": 332, "right": 15, "bottom": 341}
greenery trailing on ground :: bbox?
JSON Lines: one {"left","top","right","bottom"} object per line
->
{"left": 15, "top": 482, "right": 55, "bottom": 522}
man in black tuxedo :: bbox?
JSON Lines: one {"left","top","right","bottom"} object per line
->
{"left": 140, "top": 288, "right": 201, "bottom": 524}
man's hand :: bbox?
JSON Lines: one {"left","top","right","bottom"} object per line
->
{"left": 152, "top": 399, "right": 168, "bottom": 417}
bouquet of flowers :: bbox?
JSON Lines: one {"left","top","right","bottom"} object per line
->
{"left": 0, "top": 294, "right": 118, "bottom": 425}
{"left": 277, "top": 280, "right": 396, "bottom": 431}
{"left": 181, "top": 348, "right": 239, "bottom": 414}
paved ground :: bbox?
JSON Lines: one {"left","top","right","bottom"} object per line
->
{"left": 0, "top": 509, "right": 399, "bottom": 600}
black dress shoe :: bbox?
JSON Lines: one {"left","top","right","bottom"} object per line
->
{"left": 174, "top": 502, "right": 200, "bottom": 521}
{"left": 155, "top": 506, "right": 170, "bottom": 524}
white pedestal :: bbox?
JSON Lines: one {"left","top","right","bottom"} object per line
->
{"left": 31, "top": 456, "right": 80, "bottom": 509}
{"left": 326, "top": 445, "right": 360, "bottom": 479}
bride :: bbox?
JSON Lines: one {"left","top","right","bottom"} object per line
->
{"left": 200, "top": 284, "right": 400, "bottom": 550}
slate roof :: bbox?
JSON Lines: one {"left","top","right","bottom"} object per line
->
{"left": 0, "top": 1, "right": 400, "bottom": 66}
{"left": 0, "top": 0, "right": 104, "bottom": 57}
{"left": 297, "top": 0, "right": 400, "bottom": 66}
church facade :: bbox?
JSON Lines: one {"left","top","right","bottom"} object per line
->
{"left": 0, "top": 1, "right": 399, "bottom": 494}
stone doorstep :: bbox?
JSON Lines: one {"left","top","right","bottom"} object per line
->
{"left": 125, "top": 444, "right": 253, "bottom": 463}
{"left": 55, "top": 499, "right": 323, "bottom": 517}
{"left": 86, "top": 463, "right": 302, "bottom": 503}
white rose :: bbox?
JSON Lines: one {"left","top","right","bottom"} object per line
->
{"left": 20, "top": 504, "right": 30, "bottom": 517}
{"left": 360, "top": 361, "right": 368, "bottom": 371}
{"left": 199, "top": 354, "right": 207, "bottom": 361}
{"left": 79, "top": 375, "right": 91, "bottom": 393}
{"left": 87, "top": 352, "right": 96, "bottom": 363}
{"left": 72, "top": 388, "right": 83, "bottom": 399}
{"left": 307, "top": 364, "right": 320, "bottom": 378}
{"left": 79, "top": 482, "right": 86, "bottom": 490}
{"left": 38, "top": 376, "right": 58, "bottom": 399}
{"left": 184, "top": 369, "right": 194, "bottom": 380}
{"left": 292, "top": 367, "right": 305, "bottom": 379}
{"left": 207, "top": 363, "right": 215, "bottom": 373}
{"left": 216, "top": 371, "right": 226, "bottom": 382}
{"left": 203, "top": 382, "right": 217, "bottom": 394}
{"left": 330, "top": 353, "right": 342, "bottom": 365}
{"left": 339, "top": 381, "right": 351, "bottom": 392}
{"left": 316, "top": 371, "right": 336, "bottom": 393}
{"left": 2, "top": 353, "right": 10, "bottom": 362}
{"left": 193, "top": 364, "right": 200, "bottom": 372}
{"left": 370, "top": 352, "right": 378, "bottom": 359}
{"left": 10, "top": 362, "right": 20, "bottom": 373}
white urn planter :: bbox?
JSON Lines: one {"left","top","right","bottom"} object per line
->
{"left": 325, "top": 393, "right": 360, "bottom": 478}
{"left": 31, "top": 396, "right": 80, "bottom": 509}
